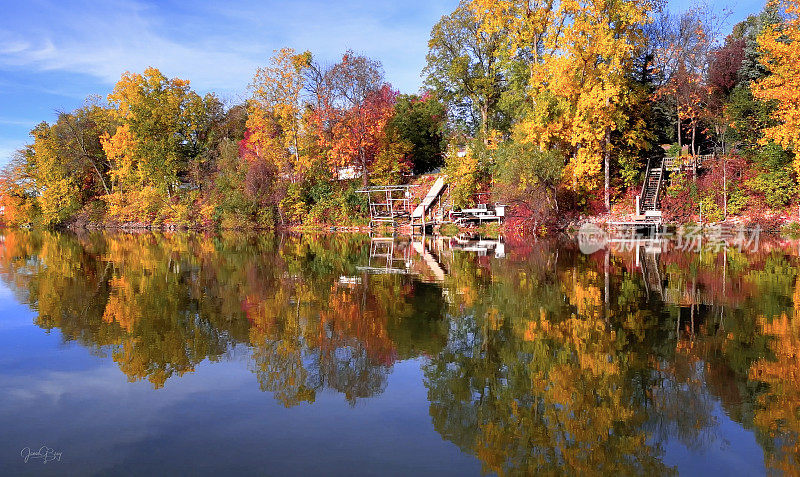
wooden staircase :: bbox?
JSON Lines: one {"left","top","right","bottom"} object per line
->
{"left": 632, "top": 158, "right": 665, "bottom": 225}
{"left": 605, "top": 157, "right": 668, "bottom": 229}
{"left": 641, "top": 166, "right": 663, "bottom": 211}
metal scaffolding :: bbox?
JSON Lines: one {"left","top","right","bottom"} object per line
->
{"left": 356, "top": 185, "right": 417, "bottom": 228}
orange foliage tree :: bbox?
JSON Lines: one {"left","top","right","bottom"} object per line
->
{"left": 323, "top": 51, "right": 392, "bottom": 186}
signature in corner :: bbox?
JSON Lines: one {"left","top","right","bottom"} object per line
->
{"left": 20, "top": 446, "right": 62, "bottom": 464}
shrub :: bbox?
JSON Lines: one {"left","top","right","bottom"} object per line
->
{"left": 699, "top": 196, "right": 724, "bottom": 222}
{"left": 726, "top": 189, "right": 748, "bottom": 215}
{"left": 782, "top": 222, "right": 800, "bottom": 239}
{"left": 746, "top": 143, "right": 797, "bottom": 209}
{"left": 661, "top": 172, "right": 698, "bottom": 222}
{"left": 747, "top": 169, "right": 796, "bottom": 209}
{"left": 440, "top": 223, "right": 459, "bottom": 236}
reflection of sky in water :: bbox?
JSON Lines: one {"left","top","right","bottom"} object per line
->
{"left": 0, "top": 323, "right": 479, "bottom": 476}
{"left": 0, "top": 283, "right": 31, "bottom": 331}
{"left": 1, "top": 319, "right": 769, "bottom": 476}
{"left": 0, "top": 302, "right": 769, "bottom": 476}
{"left": 659, "top": 394, "right": 765, "bottom": 475}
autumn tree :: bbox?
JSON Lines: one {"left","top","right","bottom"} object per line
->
{"left": 704, "top": 34, "right": 746, "bottom": 153}
{"left": 424, "top": 0, "right": 506, "bottom": 137}
{"left": 652, "top": 7, "right": 729, "bottom": 163}
{"left": 0, "top": 99, "right": 117, "bottom": 227}
{"left": 0, "top": 149, "right": 39, "bottom": 225}
{"left": 29, "top": 121, "right": 83, "bottom": 225}
{"left": 721, "top": 7, "right": 781, "bottom": 150}
{"left": 101, "top": 67, "right": 220, "bottom": 220}
{"left": 326, "top": 51, "right": 389, "bottom": 186}
{"left": 246, "top": 48, "right": 313, "bottom": 180}
{"left": 473, "top": 0, "right": 655, "bottom": 209}
{"left": 753, "top": 0, "right": 800, "bottom": 174}
{"left": 54, "top": 101, "right": 116, "bottom": 196}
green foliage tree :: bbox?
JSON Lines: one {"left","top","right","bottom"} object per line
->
{"left": 386, "top": 94, "right": 447, "bottom": 174}
{"left": 29, "top": 122, "right": 82, "bottom": 226}
{"left": 493, "top": 139, "right": 562, "bottom": 223}
{"left": 424, "top": 0, "right": 507, "bottom": 137}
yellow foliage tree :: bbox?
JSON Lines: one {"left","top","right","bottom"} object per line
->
{"left": 472, "top": 0, "right": 654, "bottom": 205}
{"left": 100, "top": 123, "right": 136, "bottom": 191}
{"left": 30, "top": 122, "right": 82, "bottom": 225}
{"left": 246, "top": 48, "right": 313, "bottom": 179}
{"left": 100, "top": 67, "right": 213, "bottom": 221}
{"left": 753, "top": 0, "right": 800, "bottom": 173}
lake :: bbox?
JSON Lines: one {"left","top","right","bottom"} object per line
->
{"left": 0, "top": 230, "right": 797, "bottom": 475}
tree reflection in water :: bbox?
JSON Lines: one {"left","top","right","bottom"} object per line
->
{"left": 1, "top": 229, "right": 799, "bottom": 474}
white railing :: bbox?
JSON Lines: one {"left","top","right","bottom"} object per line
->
{"left": 653, "top": 157, "right": 665, "bottom": 211}
{"left": 664, "top": 154, "right": 715, "bottom": 171}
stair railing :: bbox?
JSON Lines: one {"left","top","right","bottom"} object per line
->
{"left": 653, "top": 157, "right": 665, "bottom": 211}
{"left": 639, "top": 157, "right": 652, "bottom": 212}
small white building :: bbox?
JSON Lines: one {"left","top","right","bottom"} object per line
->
{"left": 336, "top": 166, "right": 360, "bottom": 180}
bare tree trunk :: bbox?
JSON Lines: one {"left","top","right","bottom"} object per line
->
{"left": 604, "top": 126, "right": 611, "bottom": 211}
{"left": 361, "top": 148, "right": 369, "bottom": 187}
{"left": 480, "top": 102, "right": 489, "bottom": 143}
{"left": 691, "top": 122, "right": 697, "bottom": 180}
{"left": 572, "top": 147, "right": 579, "bottom": 191}
{"left": 88, "top": 158, "right": 110, "bottom": 195}
{"left": 293, "top": 127, "right": 300, "bottom": 182}
{"left": 723, "top": 156, "right": 727, "bottom": 219}
{"left": 554, "top": 188, "right": 559, "bottom": 214}
{"left": 677, "top": 107, "right": 682, "bottom": 149}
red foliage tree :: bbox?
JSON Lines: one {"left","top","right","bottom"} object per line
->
{"left": 328, "top": 85, "right": 398, "bottom": 183}
{"left": 708, "top": 37, "right": 745, "bottom": 98}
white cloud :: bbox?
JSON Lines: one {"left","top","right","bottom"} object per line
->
{"left": 0, "top": 40, "right": 31, "bottom": 55}
{"left": 0, "top": 0, "right": 259, "bottom": 93}
{"left": 0, "top": 0, "right": 455, "bottom": 95}
{"left": 0, "top": 117, "right": 37, "bottom": 127}
{"left": 0, "top": 0, "right": 456, "bottom": 167}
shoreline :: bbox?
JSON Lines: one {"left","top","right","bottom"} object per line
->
{"left": 6, "top": 210, "right": 798, "bottom": 237}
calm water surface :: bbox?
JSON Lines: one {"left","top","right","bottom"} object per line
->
{"left": 0, "top": 230, "right": 798, "bottom": 475}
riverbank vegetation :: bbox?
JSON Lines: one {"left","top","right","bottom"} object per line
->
{"left": 2, "top": 0, "right": 800, "bottom": 231}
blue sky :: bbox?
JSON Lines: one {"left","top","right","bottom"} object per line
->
{"left": 0, "top": 0, "right": 767, "bottom": 166}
